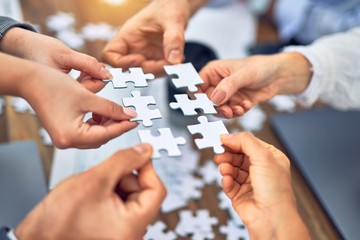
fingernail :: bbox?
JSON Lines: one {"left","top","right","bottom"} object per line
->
{"left": 101, "top": 67, "right": 113, "bottom": 80}
{"left": 133, "top": 143, "right": 149, "bottom": 154}
{"left": 168, "top": 49, "right": 181, "bottom": 64}
{"left": 212, "top": 90, "right": 226, "bottom": 104}
{"left": 123, "top": 107, "right": 137, "bottom": 117}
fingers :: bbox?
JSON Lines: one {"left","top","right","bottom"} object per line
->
{"left": 163, "top": 23, "right": 185, "bottom": 64}
{"left": 67, "top": 51, "right": 113, "bottom": 80}
{"left": 73, "top": 120, "right": 138, "bottom": 149}
{"left": 136, "top": 160, "right": 167, "bottom": 212}
{"left": 89, "top": 95, "right": 137, "bottom": 121}
{"left": 210, "top": 75, "right": 245, "bottom": 105}
{"left": 220, "top": 132, "right": 270, "bottom": 165}
{"left": 93, "top": 143, "right": 154, "bottom": 190}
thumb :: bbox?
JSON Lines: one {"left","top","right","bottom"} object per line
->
{"left": 163, "top": 21, "right": 185, "bottom": 64}
{"left": 67, "top": 51, "right": 113, "bottom": 80}
{"left": 210, "top": 74, "right": 247, "bottom": 105}
{"left": 94, "top": 143, "right": 153, "bottom": 189}
{"left": 88, "top": 94, "right": 137, "bottom": 120}
{"left": 220, "top": 132, "right": 270, "bottom": 165}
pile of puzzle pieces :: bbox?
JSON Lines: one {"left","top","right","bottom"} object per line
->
{"left": 105, "top": 62, "right": 229, "bottom": 159}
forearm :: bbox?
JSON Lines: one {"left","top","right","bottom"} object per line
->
{"left": 246, "top": 205, "right": 310, "bottom": 240}
{"left": 283, "top": 27, "right": 360, "bottom": 109}
{"left": 0, "top": 16, "right": 37, "bottom": 57}
{"left": 269, "top": 52, "right": 313, "bottom": 96}
{"left": 0, "top": 27, "right": 41, "bottom": 59}
{"left": 0, "top": 52, "right": 41, "bottom": 97}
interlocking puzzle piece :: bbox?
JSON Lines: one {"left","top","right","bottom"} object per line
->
{"left": 144, "top": 221, "right": 177, "bottom": 240}
{"left": 105, "top": 68, "right": 155, "bottom": 88}
{"left": 175, "top": 209, "right": 218, "bottom": 240}
{"left": 219, "top": 220, "right": 250, "bottom": 240}
{"left": 187, "top": 116, "right": 229, "bottom": 154}
{"left": 164, "top": 62, "right": 204, "bottom": 92}
{"left": 169, "top": 93, "right": 217, "bottom": 116}
{"left": 137, "top": 128, "right": 186, "bottom": 159}
{"left": 122, "top": 91, "right": 162, "bottom": 127}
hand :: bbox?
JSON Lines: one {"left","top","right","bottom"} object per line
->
{"left": 101, "top": 0, "right": 192, "bottom": 76}
{"left": 22, "top": 62, "right": 138, "bottom": 149}
{"left": 15, "top": 143, "right": 166, "bottom": 240}
{"left": 198, "top": 53, "right": 313, "bottom": 118}
{"left": 0, "top": 27, "right": 112, "bottom": 92}
{"left": 216, "top": 132, "right": 310, "bottom": 239}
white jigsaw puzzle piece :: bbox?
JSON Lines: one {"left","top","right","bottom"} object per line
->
{"left": 144, "top": 221, "right": 177, "bottom": 240}
{"left": 106, "top": 68, "right": 155, "bottom": 88}
{"left": 122, "top": 91, "right": 162, "bottom": 127}
{"left": 164, "top": 62, "right": 204, "bottom": 92}
{"left": 11, "top": 97, "right": 35, "bottom": 114}
{"left": 0, "top": 97, "right": 5, "bottom": 115}
{"left": 138, "top": 128, "right": 186, "bottom": 159}
{"left": 39, "top": 128, "right": 53, "bottom": 146}
{"left": 220, "top": 220, "right": 250, "bottom": 240}
{"left": 175, "top": 209, "right": 218, "bottom": 239}
{"left": 169, "top": 93, "right": 217, "bottom": 116}
{"left": 187, "top": 116, "right": 229, "bottom": 154}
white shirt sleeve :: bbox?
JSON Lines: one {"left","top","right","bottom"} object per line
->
{"left": 283, "top": 27, "right": 360, "bottom": 110}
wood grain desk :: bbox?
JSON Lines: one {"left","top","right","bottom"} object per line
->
{"left": 0, "top": 0, "right": 341, "bottom": 239}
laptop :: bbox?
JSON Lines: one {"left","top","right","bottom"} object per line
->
{"left": 270, "top": 107, "right": 360, "bottom": 240}
{"left": 0, "top": 140, "right": 47, "bottom": 228}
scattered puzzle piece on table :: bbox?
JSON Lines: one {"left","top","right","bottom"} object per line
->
{"left": 175, "top": 209, "right": 218, "bottom": 240}
{"left": 187, "top": 116, "right": 229, "bottom": 154}
{"left": 164, "top": 62, "right": 204, "bottom": 92}
{"left": 0, "top": 97, "right": 5, "bottom": 115}
{"left": 39, "top": 128, "right": 52, "bottom": 146}
{"left": 105, "top": 68, "right": 155, "bottom": 88}
{"left": 197, "top": 160, "right": 222, "bottom": 185}
{"left": 220, "top": 220, "right": 250, "bottom": 240}
{"left": 137, "top": 128, "right": 186, "bottom": 159}
{"left": 169, "top": 93, "right": 217, "bottom": 116}
{"left": 11, "top": 97, "right": 35, "bottom": 114}
{"left": 144, "top": 221, "right": 177, "bottom": 240}
{"left": 122, "top": 91, "right": 162, "bottom": 127}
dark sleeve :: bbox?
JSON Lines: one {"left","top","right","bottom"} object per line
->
{"left": 0, "top": 16, "right": 36, "bottom": 39}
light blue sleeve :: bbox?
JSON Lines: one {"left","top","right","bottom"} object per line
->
{"left": 275, "top": 0, "right": 360, "bottom": 44}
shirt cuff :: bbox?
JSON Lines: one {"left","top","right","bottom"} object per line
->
{"left": 0, "top": 16, "right": 36, "bottom": 39}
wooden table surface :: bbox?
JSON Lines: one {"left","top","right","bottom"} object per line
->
{"left": 0, "top": 0, "right": 341, "bottom": 239}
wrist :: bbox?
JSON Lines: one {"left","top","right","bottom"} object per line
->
{"left": 274, "top": 52, "right": 313, "bottom": 95}
{"left": 0, "top": 27, "right": 37, "bottom": 59}
{"left": 246, "top": 203, "right": 310, "bottom": 240}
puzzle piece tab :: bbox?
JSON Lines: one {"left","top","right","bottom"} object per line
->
{"left": 164, "top": 62, "right": 204, "bottom": 92}
{"left": 105, "top": 68, "right": 155, "bottom": 88}
{"left": 137, "top": 128, "right": 186, "bottom": 159}
{"left": 122, "top": 91, "right": 162, "bottom": 127}
{"left": 187, "top": 116, "right": 229, "bottom": 154}
{"left": 169, "top": 93, "right": 217, "bottom": 116}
